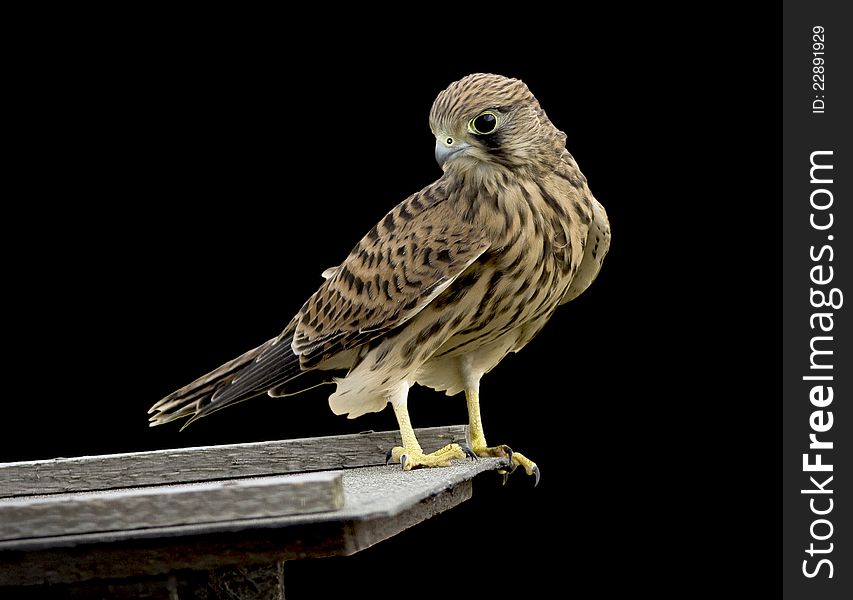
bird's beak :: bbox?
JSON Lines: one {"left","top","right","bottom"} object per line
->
{"left": 435, "top": 138, "right": 471, "bottom": 168}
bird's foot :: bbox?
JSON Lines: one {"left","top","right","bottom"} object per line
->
{"left": 385, "top": 443, "right": 472, "bottom": 470}
{"left": 471, "top": 444, "right": 540, "bottom": 486}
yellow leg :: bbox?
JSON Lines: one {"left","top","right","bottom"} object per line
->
{"left": 388, "top": 390, "right": 468, "bottom": 470}
{"left": 465, "top": 386, "right": 540, "bottom": 485}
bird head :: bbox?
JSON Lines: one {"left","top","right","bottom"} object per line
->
{"left": 429, "top": 73, "right": 566, "bottom": 175}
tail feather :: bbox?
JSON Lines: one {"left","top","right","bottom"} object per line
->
{"left": 148, "top": 335, "right": 300, "bottom": 428}
{"left": 208, "top": 336, "right": 304, "bottom": 407}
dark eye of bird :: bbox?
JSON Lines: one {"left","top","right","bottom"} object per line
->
{"left": 472, "top": 112, "right": 497, "bottom": 134}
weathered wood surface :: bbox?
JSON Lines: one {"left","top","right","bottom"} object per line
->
{"left": 0, "top": 471, "right": 343, "bottom": 541}
{"left": 0, "top": 425, "right": 467, "bottom": 497}
{"left": 0, "top": 458, "right": 508, "bottom": 586}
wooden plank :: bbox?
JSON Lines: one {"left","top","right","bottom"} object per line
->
{"left": 0, "top": 471, "right": 343, "bottom": 541}
{"left": 0, "top": 456, "right": 505, "bottom": 553}
{"left": 0, "top": 458, "right": 506, "bottom": 586}
{"left": 0, "top": 425, "right": 468, "bottom": 497}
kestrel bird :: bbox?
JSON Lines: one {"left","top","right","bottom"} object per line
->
{"left": 149, "top": 73, "right": 610, "bottom": 483}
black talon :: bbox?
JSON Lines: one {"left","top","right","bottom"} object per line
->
{"left": 533, "top": 465, "right": 541, "bottom": 487}
{"left": 385, "top": 449, "right": 393, "bottom": 465}
{"left": 460, "top": 444, "right": 477, "bottom": 460}
{"left": 502, "top": 445, "right": 514, "bottom": 467}
{"left": 400, "top": 454, "right": 409, "bottom": 470}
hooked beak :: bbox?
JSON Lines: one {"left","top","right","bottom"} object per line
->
{"left": 434, "top": 138, "right": 471, "bottom": 168}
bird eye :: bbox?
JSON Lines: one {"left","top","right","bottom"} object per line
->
{"left": 469, "top": 111, "right": 498, "bottom": 135}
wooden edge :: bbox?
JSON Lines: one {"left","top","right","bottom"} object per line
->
{"left": 0, "top": 425, "right": 468, "bottom": 497}
{"left": 344, "top": 480, "right": 473, "bottom": 556}
{"left": 0, "top": 458, "right": 506, "bottom": 555}
{"left": 0, "top": 480, "right": 474, "bottom": 586}
{"left": 0, "top": 472, "right": 344, "bottom": 542}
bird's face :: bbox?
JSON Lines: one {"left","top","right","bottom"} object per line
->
{"left": 429, "top": 73, "right": 564, "bottom": 174}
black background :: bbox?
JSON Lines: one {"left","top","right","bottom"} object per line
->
{"left": 5, "top": 7, "right": 779, "bottom": 598}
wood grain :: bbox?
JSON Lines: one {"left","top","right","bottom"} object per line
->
{"left": 0, "top": 471, "right": 343, "bottom": 541}
{"left": 0, "top": 425, "right": 467, "bottom": 497}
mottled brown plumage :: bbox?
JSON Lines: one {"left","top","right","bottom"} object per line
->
{"left": 149, "top": 73, "right": 610, "bottom": 481}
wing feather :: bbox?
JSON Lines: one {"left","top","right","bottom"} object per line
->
{"left": 293, "top": 185, "right": 489, "bottom": 367}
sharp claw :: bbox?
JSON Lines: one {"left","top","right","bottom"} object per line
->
{"left": 460, "top": 444, "right": 477, "bottom": 460}
{"left": 500, "top": 470, "right": 509, "bottom": 486}
{"left": 533, "top": 465, "right": 540, "bottom": 487}
{"left": 400, "top": 454, "right": 409, "bottom": 470}
{"left": 385, "top": 449, "right": 393, "bottom": 465}
{"left": 503, "top": 445, "right": 513, "bottom": 466}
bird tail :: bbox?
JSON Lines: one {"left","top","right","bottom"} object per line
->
{"left": 148, "top": 334, "right": 304, "bottom": 429}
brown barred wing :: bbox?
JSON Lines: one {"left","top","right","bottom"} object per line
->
{"left": 293, "top": 188, "right": 490, "bottom": 368}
